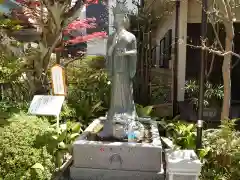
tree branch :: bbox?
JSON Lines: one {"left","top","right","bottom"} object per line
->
{"left": 62, "top": 53, "right": 85, "bottom": 67}
{"left": 63, "top": 0, "right": 86, "bottom": 19}
{"left": 208, "top": 20, "right": 224, "bottom": 51}
{"left": 187, "top": 43, "right": 240, "bottom": 60}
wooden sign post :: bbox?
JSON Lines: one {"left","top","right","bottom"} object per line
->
{"left": 51, "top": 65, "right": 67, "bottom": 96}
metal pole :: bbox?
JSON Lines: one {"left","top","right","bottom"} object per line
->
{"left": 197, "top": 0, "right": 208, "bottom": 151}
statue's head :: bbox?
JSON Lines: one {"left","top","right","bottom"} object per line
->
{"left": 112, "top": 2, "right": 130, "bottom": 30}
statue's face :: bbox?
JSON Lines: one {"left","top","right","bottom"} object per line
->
{"left": 114, "top": 14, "right": 129, "bottom": 29}
{"left": 114, "top": 14, "right": 125, "bottom": 28}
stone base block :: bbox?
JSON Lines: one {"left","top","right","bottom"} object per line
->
{"left": 70, "top": 167, "right": 164, "bottom": 180}
{"left": 72, "top": 118, "right": 162, "bottom": 172}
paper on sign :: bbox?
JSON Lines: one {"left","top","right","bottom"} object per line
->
{"left": 51, "top": 65, "right": 66, "bottom": 95}
{"left": 28, "top": 95, "right": 65, "bottom": 117}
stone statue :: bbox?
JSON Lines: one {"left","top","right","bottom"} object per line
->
{"left": 99, "top": 3, "right": 140, "bottom": 139}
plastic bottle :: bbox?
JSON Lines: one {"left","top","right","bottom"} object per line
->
{"left": 127, "top": 121, "right": 137, "bottom": 142}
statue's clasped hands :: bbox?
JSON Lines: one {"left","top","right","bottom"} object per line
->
{"left": 115, "top": 48, "right": 127, "bottom": 56}
{"left": 115, "top": 48, "right": 137, "bottom": 56}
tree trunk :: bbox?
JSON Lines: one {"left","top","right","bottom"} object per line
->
{"left": 25, "top": 51, "right": 51, "bottom": 97}
{"left": 26, "top": 66, "right": 49, "bottom": 96}
{"left": 221, "top": 24, "right": 234, "bottom": 120}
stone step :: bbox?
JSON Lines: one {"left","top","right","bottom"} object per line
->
{"left": 70, "top": 167, "right": 164, "bottom": 180}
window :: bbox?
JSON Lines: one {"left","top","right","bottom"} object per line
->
{"left": 159, "top": 29, "right": 172, "bottom": 68}
{"left": 160, "top": 38, "right": 165, "bottom": 67}
{"left": 165, "top": 29, "right": 172, "bottom": 61}
{"left": 151, "top": 46, "right": 157, "bottom": 67}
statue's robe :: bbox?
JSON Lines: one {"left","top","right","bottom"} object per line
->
{"left": 106, "top": 30, "right": 137, "bottom": 121}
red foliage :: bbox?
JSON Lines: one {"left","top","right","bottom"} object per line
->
{"left": 63, "top": 18, "right": 107, "bottom": 45}
{"left": 15, "top": 0, "right": 41, "bottom": 7}
{"left": 12, "top": 0, "right": 108, "bottom": 50}
{"left": 63, "top": 18, "right": 97, "bottom": 34}
{"left": 66, "top": 32, "right": 107, "bottom": 44}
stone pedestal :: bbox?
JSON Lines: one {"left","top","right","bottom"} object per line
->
{"left": 70, "top": 117, "right": 164, "bottom": 180}
{"left": 71, "top": 167, "right": 163, "bottom": 180}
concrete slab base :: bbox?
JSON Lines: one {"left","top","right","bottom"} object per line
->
{"left": 70, "top": 167, "right": 164, "bottom": 180}
{"left": 70, "top": 117, "right": 163, "bottom": 180}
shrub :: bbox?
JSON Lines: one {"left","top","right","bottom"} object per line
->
{"left": 64, "top": 56, "right": 110, "bottom": 127}
{"left": 163, "top": 118, "right": 240, "bottom": 180}
{"left": 185, "top": 80, "right": 223, "bottom": 108}
{"left": 163, "top": 120, "right": 196, "bottom": 149}
{"left": 0, "top": 100, "right": 28, "bottom": 115}
{"left": 0, "top": 113, "right": 56, "bottom": 180}
{"left": 200, "top": 119, "right": 240, "bottom": 180}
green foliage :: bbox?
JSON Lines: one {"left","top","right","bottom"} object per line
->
{"left": 0, "top": 47, "right": 22, "bottom": 83}
{"left": 0, "top": 113, "right": 55, "bottom": 180}
{"left": 163, "top": 118, "right": 240, "bottom": 180}
{"left": 200, "top": 119, "right": 240, "bottom": 180}
{"left": 50, "top": 121, "right": 82, "bottom": 167}
{"left": 0, "top": 33, "right": 29, "bottom": 102}
{"left": 185, "top": 80, "right": 223, "bottom": 108}
{"left": 164, "top": 120, "right": 196, "bottom": 149}
{"left": 0, "top": 18, "right": 23, "bottom": 30}
{"left": 136, "top": 104, "right": 153, "bottom": 117}
{"left": 65, "top": 56, "right": 110, "bottom": 127}
{"left": 0, "top": 100, "right": 28, "bottom": 115}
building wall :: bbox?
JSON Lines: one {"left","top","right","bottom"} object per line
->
{"left": 154, "top": 0, "right": 189, "bottom": 102}
{"left": 188, "top": 0, "right": 240, "bottom": 23}
{"left": 154, "top": 0, "right": 240, "bottom": 103}
{"left": 187, "top": 0, "right": 202, "bottom": 23}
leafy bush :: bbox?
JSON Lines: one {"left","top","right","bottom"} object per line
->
{"left": 50, "top": 121, "right": 82, "bottom": 167}
{"left": 64, "top": 56, "right": 110, "bottom": 127}
{"left": 162, "top": 118, "right": 240, "bottom": 180}
{"left": 0, "top": 113, "right": 55, "bottom": 180}
{"left": 163, "top": 120, "right": 196, "bottom": 149}
{"left": 200, "top": 119, "right": 240, "bottom": 180}
{"left": 185, "top": 80, "right": 223, "bottom": 108}
{"left": 136, "top": 104, "right": 153, "bottom": 117}
{"left": 0, "top": 100, "right": 28, "bottom": 115}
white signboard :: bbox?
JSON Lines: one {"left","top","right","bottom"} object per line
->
{"left": 28, "top": 95, "right": 65, "bottom": 117}
{"left": 51, "top": 65, "right": 66, "bottom": 95}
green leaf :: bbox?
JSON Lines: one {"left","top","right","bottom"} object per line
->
{"left": 58, "top": 142, "right": 67, "bottom": 149}
{"left": 142, "top": 106, "right": 153, "bottom": 116}
{"left": 56, "top": 151, "right": 64, "bottom": 168}
{"left": 187, "top": 124, "right": 194, "bottom": 132}
{"left": 31, "top": 163, "right": 44, "bottom": 171}
{"left": 91, "top": 101, "right": 102, "bottom": 112}
{"left": 60, "top": 124, "right": 67, "bottom": 131}
{"left": 199, "top": 147, "right": 210, "bottom": 160}
{"left": 52, "top": 135, "right": 58, "bottom": 140}
{"left": 71, "top": 123, "right": 81, "bottom": 133}
{"left": 58, "top": 130, "right": 67, "bottom": 141}
{"left": 70, "top": 133, "right": 80, "bottom": 140}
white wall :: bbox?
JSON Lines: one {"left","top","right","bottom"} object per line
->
{"left": 155, "top": 0, "right": 188, "bottom": 102}
{"left": 177, "top": 0, "right": 188, "bottom": 101}
{"left": 154, "top": 0, "right": 240, "bottom": 102}
{"left": 188, "top": 0, "right": 240, "bottom": 23}
{"left": 188, "top": 0, "right": 202, "bottom": 23}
